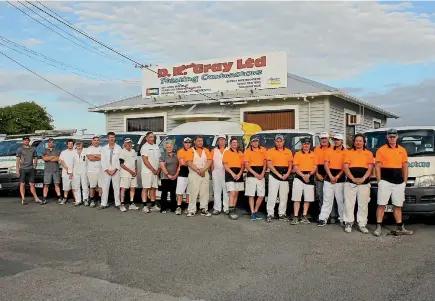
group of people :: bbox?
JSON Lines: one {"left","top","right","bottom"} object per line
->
{"left": 15, "top": 128, "right": 413, "bottom": 236}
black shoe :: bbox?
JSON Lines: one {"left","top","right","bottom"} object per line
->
{"left": 40, "top": 198, "right": 47, "bottom": 205}
{"left": 317, "top": 220, "right": 327, "bottom": 227}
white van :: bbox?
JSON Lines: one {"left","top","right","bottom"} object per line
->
{"left": 365, "top": 126, "right": 435, "bottom": 216}
{"left": 249, "top": 129, "right": 319, "bottom": 152}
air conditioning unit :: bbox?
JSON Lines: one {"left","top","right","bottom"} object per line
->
{"left": 346, "top": 114, "right": 362, "bottom": 125}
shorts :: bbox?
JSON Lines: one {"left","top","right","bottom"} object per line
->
{"left": 176, "top": 176, "right": 189, "bottom": 195}
{"left": 62, "top": 175, "right": 73, "bottom": 191}
{"left": 142, "top": 173, "right": 158, "bottom": 189}
{"left": 19, "top": 169, "right": 35, "bottom": 184}
{"left": 226, "top": 181, "right": 244, "bottom": 192}
{"left": 120, "top": 177, "right": 138, "bottom": 189}
{"left": 291, "top": 178, "right": 315, "bottom": 202}
{"left": 245, "top": 177, "right": 265, "bottom": 197}
{"left": 87, "top": 171, "right": 103, "bottom": 188}
{"left": 377, "top": 180, "right": 405, "bottom": 207}
{"left": 44, "top": 170, "right": 61, "bottom": 185}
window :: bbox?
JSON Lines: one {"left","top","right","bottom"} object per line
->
{"left": 345, "top": 125, "right": 356, "bottom": 147}
{"left": 373, "top": 120, "right": 381, "bottom": 129}
{"left": 126, "top": 117, "right": 164, "bottom": 132}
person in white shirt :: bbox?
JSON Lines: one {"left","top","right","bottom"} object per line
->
{"left": 59, "top": 139, "right": 76, "bottom": 205}
{"left": 72, "top": 141, "right": 89, "bottom": 206}
{"left": 140, "top": 132, "right": 161, "bottom": 213}
{"left": 211, "top": 135, "right": 229, "bottom": 215}
{"left": 86, "top": 136, "right": 103, "bottom": 208}
{"left": 99, "top": 132, "right": 122, "bottom": 210}
{"left": 119, "top": 138, "right": 139, "bottom": 212}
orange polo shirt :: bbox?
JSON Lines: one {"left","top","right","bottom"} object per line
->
{"left": 184, "top": 147, "right": 212, "bottom": 162}
{"left": 314, "top": 144, "right": 333, "bottom": 176}
{"left": 244, "top": 146, "right": 267, "bottom": 166}
{"left": 293, "top": 150, "right": 317, "bottom": 172}
{"left": 325, "top": 146, "right": 348, "bottom": 170}
{"left": 223, "top": 149, "right": 244, "bottom": 168}
{"left": 267, "top": 147, "right": 293, "bottom": 167}
{"left": 375, "top": 144, "right": 407, "bottom": 184}
{"left": 344, "top": 148, "right": 374, "bottom": 184}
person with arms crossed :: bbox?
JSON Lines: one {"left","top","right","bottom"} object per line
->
{"left": 185, "top": 136, "right": 212, "bottom": 217}
{"left": 119, "top": 138, "right": 139, "bottom": 212}
{"left": 59, "top": 139, "right": 76, "bottom": 205}
{"left": 266, "top": 134, "right": 293, "bottom": 223}
{"left": 86, "top": 136, "right": 103, "bottom": 208}
{"left": 159, "top": 140, "right": 179, "bottom": 213}
{"left": 99, "top": 132, "right": 122, "bottom": 210}
{"left": 244, "top": 135, "right": 267, "bottom": 221}
{"left": 291, "top": 137, "right": 317, "bottom": 225}
{"left": 342, "top": 134, "right": 374, "bottom": 234}
{"left": 374, "top": 129, "right": 413, "bottom": 236}
{"left": 41, "top": 138, "right": 62, "bottom": 204}
{"left": 16, "top": 136, "right": 41, "bottom": 205}
{"left": 140, "top": 132, "right": 161, "bottom": 213}
{"left": 72, "top": 141, "right": 89, "bottom": 206}
{"left": 223, "top": 137, "right": 244, "bottom": 220}
{"left": 318, "top": 134, "right": 347, "bottom": 227}
{"left": 211, "top": 135, "right": 229, "bottom": 215}
{"left": 175, "top": 137, "right": 192, "bottom": 215}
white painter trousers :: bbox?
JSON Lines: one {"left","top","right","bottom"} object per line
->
{"left": 319, "top": 181, "right": 345, "bottom": 222}
{"left": 267, "top": 175, "right": 289, "bottom": 217}
{"left": 343, "top": 182, "right": 371, "bottom": 227}
{"left": 187, "top": 172, "right": 209, "bottom": 214}
{"left": 212, "top": 169, "right": 229, "bottom": 212}
{"left": 73, "top": 173, "right": 89, "bottom": 203}
{"left": 101, "top": 171, "right": 121, "bottom": 207}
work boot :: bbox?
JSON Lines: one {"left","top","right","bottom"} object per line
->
{"left": 175, "top": 207, "right": 182, "bottom": 215}
{"left": 395, "top": 225, "right": 414, "bottom": 235}
{"left": 290, "top": 217, "right": 299, "bottom": 225}
{"left": 374, "top": 224, "right": 382, "bottom": 237}
{"left": 317, "top": 220, "right": 327, "bottom": 227}
{"left": 344, "top": 223, "right": 352, "bottom": 233}
{"left": 359, "top": 225, "right": 369, "bottom": 234}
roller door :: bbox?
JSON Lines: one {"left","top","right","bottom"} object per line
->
{"left": 244, "top": 110, "right": 295, "bottom": 130}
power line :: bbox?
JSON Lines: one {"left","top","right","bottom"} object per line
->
{"left": 0, "top": 36, "right": 140, "bottom": 84}
{"left": 25, "top": 1, "right": 218, "bottom": 101}
{"left": 0, "top": 50, "right": 97, "bottom": 108}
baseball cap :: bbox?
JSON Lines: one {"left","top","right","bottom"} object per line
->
{"left": 250, "top": 135, "right": 260, "bottom": 142}
{"left": 183, "top": 137, "right": 192, "bottom": 142}
{"left": 48, "top": 138, "right": 54, "bottom": 142}
{"left": 333, "top": 133, "right": 344, "bottom": 140}
{"left": 124, "top": 138, "right": 132, "bottom": 143}
{"left": 319, "top": 132, "right": 329, "bottom": 139}
{"left": 387, "top": 129, "right": 398, "bottom": 137}
{"left": 217, "top": 134, "right": 226, "bottom": 140}
{"left": 275, "top": 134, "right": 284, "bottom": 141}
{"left": 75, "top": 140, "right": 83, "bottom": 145}
{"left": 301, "top": 137, "right": 311, "bottom": 144}
{"left": 22, "top": 136, "right": 30, "bottom": 141}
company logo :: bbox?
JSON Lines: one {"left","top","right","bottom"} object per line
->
{"left": 267, "top": 77, "right": 281, "bottom": 86}
{"left": 408, "top": 161, "right": 431, "bottom": 168}
{"left": 146, "top": 88, "right": 160, "bottom": 96}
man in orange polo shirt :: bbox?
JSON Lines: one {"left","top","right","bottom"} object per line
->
{"left": 291, "top": 137, "right": 317, "bottom": 225}
{"left": 374, "top": 129, "right": 413, "bottom": 236}
{"left": 244, "top": 135, "right": 267, "bottom": 221}
{"left": 185, "top": 136, "right": 213, "bottom": 217}
{"left": 223, "top": 137, "right": 244, "bottom": 220}
{"left": 318, "top": 133, "right": 347, "bottom": 227}
{"left": 266, "top": 134, "right": 293, "bottom": 223}
{"left": 343, "top": 134, "right": 374, "bottom": 234}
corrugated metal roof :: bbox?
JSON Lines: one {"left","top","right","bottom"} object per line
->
{"left": 89, "top": 73, "right": 398, "bottom": 118}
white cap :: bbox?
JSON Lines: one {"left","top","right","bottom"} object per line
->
{"left": 333, "top": 133, "right": 344, "bottom": 140}
{"left": 183, "top": 137, "right": 192, "bottom": 142}
{"left": 217, "top": 134, "right": 226, "bottom": 140}
{"left": 319, "top": 132, "right": 329, "bottom": 139}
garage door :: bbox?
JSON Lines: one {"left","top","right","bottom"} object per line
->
{"left": 244, "top": 110, "right": 295, "bottom": 130}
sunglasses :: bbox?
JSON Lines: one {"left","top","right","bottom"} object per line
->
{"left": 184, "top": 141, "right": 192, "bottom": 143}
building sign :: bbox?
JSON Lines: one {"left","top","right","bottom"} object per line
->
{"left": 142, "top": 51, "right": 287, "bottom": 98}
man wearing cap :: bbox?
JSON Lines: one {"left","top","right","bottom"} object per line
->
{"left": 291, "top": 137, "right": 317, "bottom": 225}
{"left": 119, "top": 138, "right": 139, "bottom": 212}
{"left": 374, "top": 129, "right": 413, "bottom": 236}
{"left": 211, "top": 134, "right": 229, "bottom": 215}
{"left": 16, "top": 136, "right": 41, "bottom": 205}
{"left": 318, "top": 134, "right": 347, "bottom": 227}
{"left": 314, "top": 132, "right": 334, "bottom": 221}
{"left": 42, "top": 138, "right": 63, "bottom": 204}
{"left": 185, "top": 136, "right": 212, "bottom": 217}
{"left": 244, "top": 134, "right": 267, "bottom": 221}
{"left": 175, "top": 137, "right": 192, "bottom": 215}
{"left": 140, "top": 131, "right": 161, "bottom": 213}
{"left": 71, "top": 141, "right": 89, "bottom": 206}
{"left": 266, "top": 134, "right": 293, "bottom": 222}
{"left": 86, "top": 136, "right": 103, "bottom": 208}
{"left": 99, "top": 132, "right": 122, "bottom": 210}
{"left": 59, "top": 139, "right": 76, "bottom": 205}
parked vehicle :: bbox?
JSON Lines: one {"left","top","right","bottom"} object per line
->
{"left": 365, "top": 126, "right": 435, "bottom": 217}
{"left": 248, "top": 129, "right": 319, "bottom": 152}
{"left": 99, "top": 131, "right": 166, "bottom": 154}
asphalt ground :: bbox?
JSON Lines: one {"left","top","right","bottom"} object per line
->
{"left": 1, "top": 195, "right": 435, "bottom": 301}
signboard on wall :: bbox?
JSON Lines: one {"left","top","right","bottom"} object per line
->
{"left": 141, "top": 51, "right": 287, "bottom": 98}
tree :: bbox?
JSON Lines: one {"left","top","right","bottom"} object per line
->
{"left": 0, "top": 101, "right": 54, "bottom": 135}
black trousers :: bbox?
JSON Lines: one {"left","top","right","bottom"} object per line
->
{"left": 160, "top": 179, "right": 177, "bottom": 211}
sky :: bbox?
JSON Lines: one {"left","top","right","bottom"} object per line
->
{"left": 0, "top": 1, "right": 434, "bottom": 135}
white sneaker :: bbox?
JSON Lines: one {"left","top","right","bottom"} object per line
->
{"left": 175, "top": 207, "right": 182, "bottom": 215}
{"left": 359, "top": 226, "right": 369, "bottom": 234}
{"left": 161, "top": 210, "right": 167, "bottom": 214}
{"left": 142, "top": 206, "right": 150, "bottom": 213}
{"left": 120, "top": 205, "right": 127, "bottom": 212}
{"left": 187, "top": 212, "right": 195, "bottom": 217}
{"left": 150, "top": 205, "right": 161, "bottom": 212}
{"left": 344, "top": 223, "right": 352, "bottom": 233}
{"left": 129, "top": 203, "right": 139, "bottom": 210}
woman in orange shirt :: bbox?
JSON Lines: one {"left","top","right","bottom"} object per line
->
{"left": 223, "top": 138, "right": 244, "bottom": 220}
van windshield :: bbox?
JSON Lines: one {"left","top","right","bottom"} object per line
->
{"left": 366, "top": 130, "right": 435, "bottom": 157}
{"left": 36, "top": 139, "right": 92, "bottom": 157}
{"left": 0, "top": 140, "right": 23, "bottom": 156}
{"left": 252, "top": 133, "right": 314, "bottom": 152}
{"left": 160, "top": 135, "right": 215, "bottom": 152}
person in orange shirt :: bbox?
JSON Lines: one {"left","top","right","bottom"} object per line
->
{"left": 374, "top": 129, "right": 413, "bottom": 236}
{"left": 291, "top": 137, "right": 317, "bottom": 225}
{"left": 211, "top": 135, "right": 229, "bottom": 215}
{"left": 266, "top": 134, "right": 293, "bottom": 223}
{"left": 185, "top": 136, "right": 213, "bottom": 217}
{"left": 244, "top": 135, "right": 267, "bottom": 221}
{"left": 223, "top": 137, "right": 244, "bottom": 220}
{"left": 175, "top": 137, "right": 192, "bottom": 215}
{"left": 318, "top": 134, "right": 347, "bottom": 227}
{"left": 343, "top": 134, "right": 374, "bottom": 234}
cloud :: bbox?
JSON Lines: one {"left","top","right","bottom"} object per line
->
{"left": 38, "top": 1, "right": 435, "bottom": 80}
{"left": 22, "top": 38, "right": 42, "bottom": 47}
{"left": 365, "top": 78, "right": 435, "bottom": 126}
